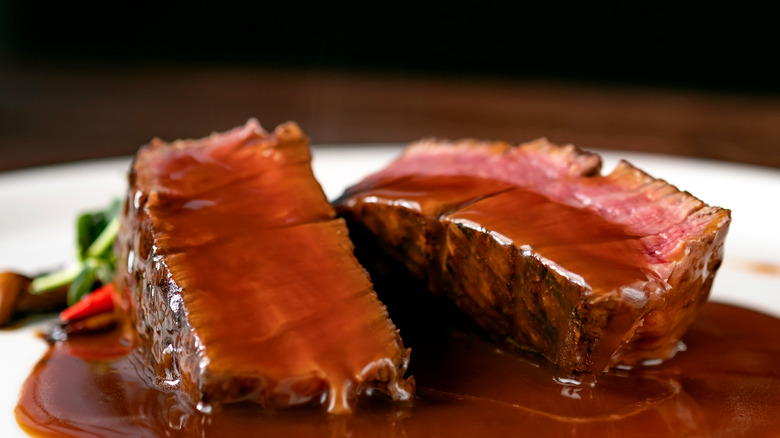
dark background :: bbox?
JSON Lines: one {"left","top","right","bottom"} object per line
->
{"left": 2, "top": 3, "right": 777, "bottom": 93}
{"left": 1, "top": 3, "right": 779, "bottom": 171}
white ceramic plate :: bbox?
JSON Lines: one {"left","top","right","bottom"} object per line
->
{"left": 1, "top": 146, "right": 779, "bottom": 436}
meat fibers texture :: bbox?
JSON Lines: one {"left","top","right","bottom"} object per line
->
{"left": 115, "top": 120, "right": 413, "bottom": 413}
{"left": 336, "top": 138, "right": 731, "bottom": 374}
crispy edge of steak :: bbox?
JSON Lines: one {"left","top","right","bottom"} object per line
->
{"left": 336, "top": 137, "right": 731, "bottom": 374}
{"left": 115, "top": 178, "right": 200, "bottom": 401}
{"left": 114, "top": 121, "right": 413, "bottom": 412}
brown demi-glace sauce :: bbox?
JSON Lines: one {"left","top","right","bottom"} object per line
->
{"left": 120, "top": 122, "right": 411, "bottom": 413}
{"left": 12, "top": 149, "right": 752, "bottom": 436}
{"left": 16, "top": 301, "right": 780, "bottom": 437}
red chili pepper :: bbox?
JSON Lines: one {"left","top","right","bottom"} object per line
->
{"left": 60, "top": 283, "right": 115, "bottom": 322}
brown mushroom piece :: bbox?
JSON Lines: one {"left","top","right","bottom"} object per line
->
{"left": 16, "top": 283, "right": 67, "bottom": 313}
{"left": 0, "top": 272, "right": 69, "bottom": 326}
{"left": 0, "top": 272, "right": 30, "bottom": 326}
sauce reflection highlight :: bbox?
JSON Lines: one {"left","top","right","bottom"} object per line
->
{"left": 16, "top": 302, "right": 780, "bottom": 437}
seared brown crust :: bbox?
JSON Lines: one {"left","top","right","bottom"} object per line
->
{"left": 115, "top": 120, "right": 413, "bottom": 413}
{"left": 336, "top": 137, "right": 730, "bottom": 374}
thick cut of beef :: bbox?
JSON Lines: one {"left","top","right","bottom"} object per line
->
{"left": 336, "top": 138, "right": 730, "bottom": 374}
{"left": 115, "top": 120, "right": 412, "bottom": 413}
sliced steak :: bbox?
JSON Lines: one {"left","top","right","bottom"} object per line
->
{"left": 336, "top": 138, "right": 731, "bottom": 375}
{"left": 115, "top": 120, "right": 413, "bottom": 413}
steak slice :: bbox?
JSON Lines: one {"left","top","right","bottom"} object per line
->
{"left": 114, "top": 120, "right": 412, "bottom": 413}
{"left": 336, "top": 138, "right": 731, "bottom": 375}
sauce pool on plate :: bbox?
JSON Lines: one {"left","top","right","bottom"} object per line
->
{"left": 15, "top": 301, "right": 780, "bottom": 437}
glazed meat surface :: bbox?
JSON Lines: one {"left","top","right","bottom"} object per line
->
{"left": 336, "top": 138, "right": 731, "bottom": 374}
{"left": 115, "top": 120, "right": 412, "bottom": 413}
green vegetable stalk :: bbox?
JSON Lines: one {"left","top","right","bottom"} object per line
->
{"left": 30, "top": 199, "right": 121, "bottom": 305}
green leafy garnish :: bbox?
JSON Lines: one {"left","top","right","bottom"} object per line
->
{"left": 31, "top": 199, "right": 121, "bottom": 305}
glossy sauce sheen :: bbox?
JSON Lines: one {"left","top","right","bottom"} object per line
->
{"left": 450, "top": 187, "right": 653, "bottom": 291}
{"left": 16, "top": 302, "right": 780, "bottom": 437}
{"left": 353, "top": 174, "right": 653, "bottom": 295}
{"left": 337, "top": 173, "right": 686, "bottom": 373}
{"left": 117, "top": 122, "right": 410, "bottom": 412}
